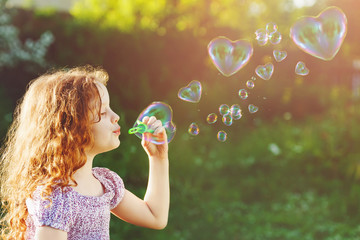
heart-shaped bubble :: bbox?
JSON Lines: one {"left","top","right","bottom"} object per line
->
{"left": 208, "top": 36, "right": 253, "bottom": 77}
{"left": 273, "top": 50, "right": 287, "bottom": 62}
{"left": 255, "top": 63, "right": 274, "bottom": 80}
{"left": 295, "top": 61, "right": 309, "bottom": 76}
{"left": 178, "top": 80, "right": 202, "bottom": 103}
{"left": 248, "top": 104, "right": 259, "bottom": 114}
{"left": 290, "top": 6, "right": 347, "bottom": 61}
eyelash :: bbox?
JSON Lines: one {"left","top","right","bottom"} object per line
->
{"left": 101, "top": 112, "right": 106, "bottom": 115}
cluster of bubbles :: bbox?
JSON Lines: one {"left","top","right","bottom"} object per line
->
{"left": 130, "top": 7, "right": 347, "bottom": 145}
{"left": 255, "top": 22, "right": 282, "bottom": 46}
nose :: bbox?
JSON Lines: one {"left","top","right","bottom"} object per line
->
{"left": 113, "top": 113, "right": 120, "bottom": 124}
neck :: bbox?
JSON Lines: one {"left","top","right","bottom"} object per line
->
{"left": 72, "top": 153, "right": 96, "bottom": 183}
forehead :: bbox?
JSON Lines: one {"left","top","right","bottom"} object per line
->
{"left": 95, "top": 81, "right": 109, "bottom": 105}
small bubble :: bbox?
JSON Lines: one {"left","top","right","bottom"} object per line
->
{"left": 269, "top": 31, "right": 282, "bottom": 45}
{"left": 207, "top": 113, "right": 218, "bottom": 124}
{"left": 188, "top": 122, "right": 200, "bottom": 136}
{"left": 248, "top": 104, "right": 259, "bottom": 113}
{"left": 217, "top": 130, "right": 227, "bottom": 142}
{"left": 246, "top": 80, "right": 255, "bottom": 89}
{"left": 266, "top": 22, "right": 278, "bottom": 34}
{"left": 222, "top": 114, "right": 233, "bottom": 126}
{"left": 230, "top": 104, "right": 242, "bottom": 120}
{"left": 295, "top": 61, "right": 309, "bottom": 76}
{"left": 239, "top": 89, "right": 248, "bottom": 100}
{"left": 219, "top": 104, "right": 230, "bottom": 115}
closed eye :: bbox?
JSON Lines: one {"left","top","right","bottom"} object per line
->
{"left": 101, "top": 112, "right": 106, "bottom": 115}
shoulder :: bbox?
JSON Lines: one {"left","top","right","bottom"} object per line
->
{"left": 26, "top": 186, "right": 74, "bottom": 232}
{"left": 92, "top": 167, "right": 125, "bottom": 208}
{"left": 92, "top": 167, "right": 124, "bottom": 188}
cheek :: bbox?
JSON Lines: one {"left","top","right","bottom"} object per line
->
{"left": 91, "top": 122, "right": 104, "bottom": 139}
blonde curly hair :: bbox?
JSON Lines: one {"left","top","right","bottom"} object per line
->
{"left": 0, "top": 66, "right": 109, "bottom": 239}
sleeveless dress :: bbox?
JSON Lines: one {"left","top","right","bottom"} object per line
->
{"left": 25, "top": 167, "right": 125, "bottom": 240}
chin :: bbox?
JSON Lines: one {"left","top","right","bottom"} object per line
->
{"left": 111, "top": 139, "right": 121, "bottom": 149}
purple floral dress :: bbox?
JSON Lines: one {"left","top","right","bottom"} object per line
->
{"left": 25, "top": 167, "right": 125, "bottom": 240}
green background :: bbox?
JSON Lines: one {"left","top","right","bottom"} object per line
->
{"left": 1, "top": 0, "right": 360, "bottom": 239}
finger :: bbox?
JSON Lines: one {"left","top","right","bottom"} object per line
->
{"left": 141, "top": 116, "right": 150, "bottom": 124}
{"left": 153, "top": 126, "right": 165, "bottom": 135}
{"left": 147, "top": 116, "right": 157, "bottom": 126}
{"left": 149, "top": 120, "right": 162, "bottom": 131}
{"left": 154, "top": 127, "right": 168, "bottom": 144}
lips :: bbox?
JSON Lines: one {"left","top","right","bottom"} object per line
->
{"left": 113, "top": 128, "right": 121, "bottom": 135}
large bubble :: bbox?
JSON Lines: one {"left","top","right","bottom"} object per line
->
{"left": 129, "top": 102, "right": 176, "bottom": 145}
{"left": 290, "top": 6, "right": 347, "bottom": 61}
{"left": 208, "top": 36, "right": 253, "bottom": 77}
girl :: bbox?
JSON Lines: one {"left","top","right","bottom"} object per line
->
{"left": 0, "top": 66, "right": 170, "bottom": 240}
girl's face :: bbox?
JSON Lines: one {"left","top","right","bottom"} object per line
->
{"left": 88, "top": 81, "right": 121, "bottom": 155}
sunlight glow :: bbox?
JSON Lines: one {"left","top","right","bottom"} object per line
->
{"left": 292, "top": 0, "right": 316, "bottom": 8}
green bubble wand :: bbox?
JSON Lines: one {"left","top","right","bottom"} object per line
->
{"left": 128, "top": 120, "right": 155, "bottom": 134}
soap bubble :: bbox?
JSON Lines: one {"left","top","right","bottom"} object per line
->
{"left": 269, "top": 31, "right": 282, "bottom": 45}
{"left": 208, "top": 36, "right": 254, "bottom": 77}
{"left": 248, "top": 104, "right": 259, "bottom": 113}
{"left": 222, "top": 114, "right": 233, "bottom": 126}
{"left": 273, "top": 50, "right": 287, "bottom": 62}
{"left": 255, "top": 29, "right": 268, "bottom": 46}
{"left": 178, "top": 80, "right": 202, "bottom": 103}
{"left": 255, "top": 63, "right": 274, "bottom": 80}
{"left": 246, "top": 80, "right": 255, "bottom": 89}
{"left": 217, "top": 130, "right": 227, "bottom": 142}
{"left": 230, "top": 104, "right": 242, "bottom": 120}
{"left": 207, "top": 113, "right": 218, "bottom": 124}
{"left": 266, "top": 22, "right": 278, "bottom": 34}
{"left": 239, "top": 89, "right": 248, "bottom": 100}
{"left": 219, "top": 104, "right": 230, "bottom": 116}
{"left": 290, "top": 6, "right": 347, "bottom": 61}
{"left": 130, "top": 102, "right": 176, "bottom": 144}
{"left": 188, "top": 122, "right": 200, "bottom": 136}
{"left": 295, "top": 61, "right": 310, "bottom": 76}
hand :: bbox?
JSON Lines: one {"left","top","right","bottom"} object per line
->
{"left": 141, "top": 116, "right": 168, "bottom": 160}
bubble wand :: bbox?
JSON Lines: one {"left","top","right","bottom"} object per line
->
{"left": 128, "top": 120, "right": 155, "bottom": 134}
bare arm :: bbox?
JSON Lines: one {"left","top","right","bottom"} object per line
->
{"left": 111, "top": 116, "right": 170, "bottom": 229}
{"left": 35, "top": 226, "right": 67, "bottom": 240}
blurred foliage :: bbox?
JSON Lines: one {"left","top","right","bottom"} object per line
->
{"left": 1, "top": 0, "right": 360, "bottom": 239}
{"left": 0, "top": 0, "right": 54, "bottom": 70}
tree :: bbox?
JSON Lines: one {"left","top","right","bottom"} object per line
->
{"left": 0, "top": 0, "right": 54, "bottom": 70}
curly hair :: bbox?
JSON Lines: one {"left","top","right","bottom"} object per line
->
{"left": 0, "top": 66, "right": 109, "bottom": 239}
